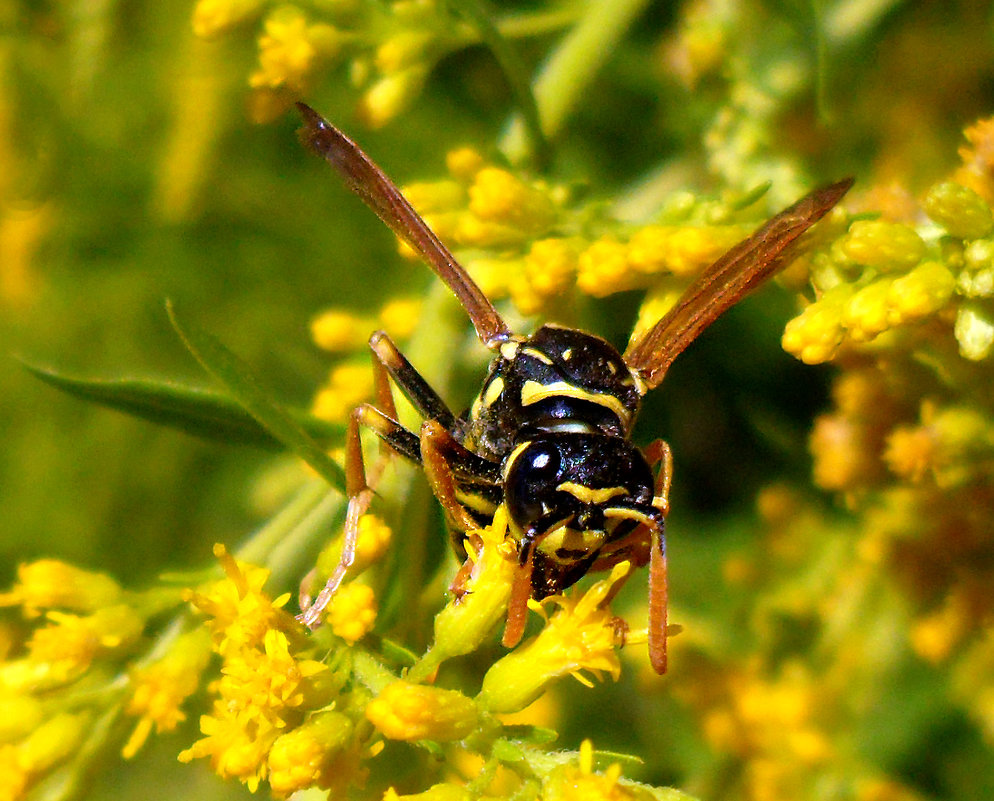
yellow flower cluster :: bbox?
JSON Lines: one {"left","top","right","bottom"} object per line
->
{"left": 179, "top": 545, "right": 357, "bottom": 796}
{"left": 783, "top": 122, "right": 994, "bottom": 367}
{"left": 381, "top": 147, "right": 820, "bottom": 321}
{"left": 0, "top": 560, "right": 194, "bottom": 798}
{"left": 309, "top": 297, "right": 423, "bottom": 424}
{"left": 172, "top": 508, "right": 652, "bottom": 798}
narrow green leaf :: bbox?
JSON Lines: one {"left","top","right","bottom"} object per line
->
{"left": 455, "top": 0, "right": 549, "bottom": 168}
{"left": 499, "top": 725, "right": 559, "bottom": 745}
{"left": 19, "top": 360, "right": 344, "bottom": 450}
{"left": 165, "top": 301, "right": 348, "bottom": 493}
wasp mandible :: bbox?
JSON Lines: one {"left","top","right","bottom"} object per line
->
{"left": 295, "top": 102, "right": 852, "bottom": 674}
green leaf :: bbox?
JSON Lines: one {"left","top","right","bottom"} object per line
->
{"left": 499, "top": 725, "right": 559, "bottom": 745}
{"left": 165, "top": 300, "right": 348, "bottom": 493}
{"left": 20, "top": 360, "right": 344, "bottom": 450}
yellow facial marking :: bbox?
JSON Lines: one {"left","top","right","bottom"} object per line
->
{"left": 556, "top": 482, "right": 628, "bottom": 505}
{"left": 537, "top": 526, "right": 606, "bottom": 561}
{"left": 604, "top": 507, "right": 657, "bottom": 527}
{"left": 520, "top": 380, "right": 632, "bottom": 424}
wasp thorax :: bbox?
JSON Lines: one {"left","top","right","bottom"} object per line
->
{"left": 463, "top": 325, "right": 644, "bottom": 461}
{"left": 501, "top": 433, "right": 655, "bottom": 598}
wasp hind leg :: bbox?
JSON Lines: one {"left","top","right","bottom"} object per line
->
{"left": 645, "top": 439, "right": 672, "bottom": 674}
{"left": 297, "top": 334, "right": 424, "bottom": 628}
{"left": 297, "top": 402, "right": 419, "bottom": 628}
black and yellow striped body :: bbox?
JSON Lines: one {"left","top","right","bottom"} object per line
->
{"left": 449, "top": 325, "right": 659, "bottom": 599}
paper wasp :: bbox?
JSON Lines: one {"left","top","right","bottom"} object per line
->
{"left": 295, "top": 102, "right": 852, "bottom": 673}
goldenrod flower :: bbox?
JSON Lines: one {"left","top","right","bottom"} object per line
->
{"left": 366, "top": 680, "right": 479, "bottom": 742}
{"left": 477, "top": 563, "right": 629, "bottom": 715}
{"left": 267, "top": 710, "right": 354, "bottom": 798}
{"left": 192, "top": 0, "right": 263, "bottom": 39}
{"left": 0, "top": 712, "right": 90, "bottom": 800}
{"left": 809, "top": 412, "right": 883, "bottom": 492}
{"left": 358, "top": 66, "right": 429, "bottom": 129}
{"left": 0, "top": 692, "right": 43, "bottom": 744}
{"left": 781, "top": 285, "right": 853, "bottom": 364}
{"left": 315, "top": 512, "right": 393, "bottom": 587}
{"left": 522, "top": 237, "right": 578, "bottom": 307}
{"left": 467, "top": 168, "right": 556, "bottom": 236}
{"left": 378, "top": 297, "right": 423, "bottom": 339}
{"left": 383, "top": 784, "right": 470, "bottom": 801}
{"left": 923, "top": 181, "right": 994, "bottom": 240}
{"left": 954, "top": 303, "right": 994, "bottom": 360}
{"left": 629, "top": 285, "right": 683, "bottom": 346}
{"left": 327, "top": 581, "right": 377, "bottom": 644}
{"left": 312, "top": 361, "right": 375, "bottom": 422}
{"left": 629, "top": 224, "right": 745, "bottom": 277}
{"left": 27, "top": 605, "right": 145, "bottom": 674}
{"left": 887, "top": 261, "right": 956, "bottom": 323}
{"left": 426, "top": 509, "right": 515, "bottom": 667}
{"left": 250, "top": 7, "right": 342, "bottom": 93}
{"left": 577, "top": 237, "right": 639, "bottom": 297}
{"left": 844, "top": 278, "right": 895, "bottom": 342}
{"left": 179, "top": 629, "right": 332, "bottom": 791}
{"left": 122, "top": 628, "right": 213, "bottom": 758}
{"left": 446, "top": 148, "right": 485, "bottom": 181}
{"left": 883, "top": 425, "right": 936, "bottom": 483}
{"left": 910, "top": 592, "right": 971, "bottom": 664}
{"left": 840, "top": 220, "right": 925, "bottom": 271}
{"left": 955, "top": 117, "right": 994, "bottom": 203}
{"left": 311, "top": 308, "right": 369, "bottom": 352}
{"left": 375, "top": 31, "right": 434, "bottom": 74}
{"left": 402, "top": 180, "right": 466, "bottom": 216}
{"left": 542, "top": 740, "right": 638, "bottom": 801}
{"left": 0, "top": 560, "right": 121, "bottom": 617}
{"left": 184, "top": 544, "right": 295, "bottom": 654}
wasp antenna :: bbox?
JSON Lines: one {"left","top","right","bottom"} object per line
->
{"left": 624, "top": 177, "right": 854, "bottom": 389}
{"left": 296, "top": 103, "right": 511, "bottom": 349}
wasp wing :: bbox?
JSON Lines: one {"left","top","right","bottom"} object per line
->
{"left": 297, "top": 103, "right": 511, "bottom": 348}
{"left": 623, "top": 178, "right": 853, "bottom": 389}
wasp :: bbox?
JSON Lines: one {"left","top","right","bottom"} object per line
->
{"left": 294, "top": 102, "right": 852, "bottom": 673}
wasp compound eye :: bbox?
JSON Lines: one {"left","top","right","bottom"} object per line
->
{"left": 502, "top": 439, "right": 565, "bottom": 528}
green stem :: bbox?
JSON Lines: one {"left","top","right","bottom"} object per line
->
{"left": 235, "top": 478, "right": 340, "bottom": 580}
{"left": 455, "top": 0, "right": 549, "bottom": 167}
{"left": 499, "top": 0, "right": 652, "bottom": 163}
{"left": 495, "top": 8, "right": 581, "bottom": 39}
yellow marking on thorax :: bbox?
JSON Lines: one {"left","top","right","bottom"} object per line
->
{"left": 481, "top": 376, "right": 504, "bottom": 408}
{"left": 556, "top": 482, "right": 628, "bottom": 505}
{"left": 519, "top": 380, "right": 632, "bottom": 425}
{"left": 520, "top": 347, "right": 553, "bottom": 365}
